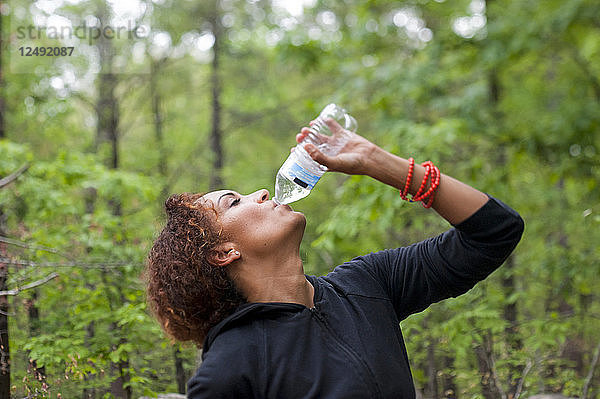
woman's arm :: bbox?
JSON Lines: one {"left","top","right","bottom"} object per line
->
{"left": 299, "top": 120, "right": 487, "bottom": 224}
{"left": 300, "top": 119, "right": 524, "bottom": 318}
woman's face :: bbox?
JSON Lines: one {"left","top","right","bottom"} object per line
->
{"left": 200, "top": 189, "right": 306, "bottom": 256}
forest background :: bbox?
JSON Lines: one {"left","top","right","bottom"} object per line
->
{"left": 0, "top": 0, "right": 599, "bottom": 398}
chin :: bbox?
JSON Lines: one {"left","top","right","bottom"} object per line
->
{"left": 296, "top": 212, "right": 307, "bottom": 229}
{"left": 289, "top": 214, "right": 306, "bottom": 242}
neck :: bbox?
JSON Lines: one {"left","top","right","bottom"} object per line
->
{"left": 228, "top": 252, "right": 315, "bottom": 309}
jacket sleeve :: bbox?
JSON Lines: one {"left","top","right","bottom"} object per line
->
{"left": 325, "top": 195, "right": 524, "bottom": 321}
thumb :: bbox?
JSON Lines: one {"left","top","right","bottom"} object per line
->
{"left": 304, "top": 143, "right": 336, "bottom": 170}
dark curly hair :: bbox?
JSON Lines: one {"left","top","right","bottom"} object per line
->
{"left": 145, "top": 192, "right": 246, "bottom": 346}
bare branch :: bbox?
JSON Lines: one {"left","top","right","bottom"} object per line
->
{"left": 513, "top": 360, "right": 533, "bottom": 399}
{"left": 0, "top": 257, "right": 142, "bottom": 269}
{"left": 490, "top": 353, "right": 506, "bottom": 399}
{"left": 0, "top": 236, "right": 75, "bottom": 261}
{"left": 71, "top": 92, "right": 96, "bottom": 111}
{"left": 0, "top": 272, "right": 59, "bottom": 296}
{"left": 0, "top": 309, "right": 15, "bottom": 316}
{"left": 0, "top": 163, "right": 30, "bottom": 189}
{"left": 583, "top": 339, "right": 600, "bottom": 399}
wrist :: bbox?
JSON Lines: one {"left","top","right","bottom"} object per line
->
{"left": 364, "top": 146, "right": 404, "bottom": 186}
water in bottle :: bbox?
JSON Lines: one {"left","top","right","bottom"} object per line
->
{"left": 274, "top": 104, "right": 357, "bottom": 204}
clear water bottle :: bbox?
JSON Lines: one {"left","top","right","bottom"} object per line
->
{"left": 274, "top": 103, "right": 358, "bottom": 204}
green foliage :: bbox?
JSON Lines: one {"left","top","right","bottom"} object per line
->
{"left": 2, "top": 0, "right": 599, "bottom": 397}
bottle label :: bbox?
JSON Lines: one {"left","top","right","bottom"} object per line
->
{"left": 282, "top": 161, "right": 320, "bottom": 190}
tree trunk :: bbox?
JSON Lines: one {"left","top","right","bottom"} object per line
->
{"left": 503, "top": 256, "right": 524, "bottom": 398}
{"left": 208, "top": 9, "right": 224, "bottom": 190}
{"left": 0, "top": 10, "right": 4, "bottom": 140}
{"left": 95, "top": 24, "right": 120, "bottom": 172}
{"left": 475, "top": 331, "right": 503, "bottom": 399}
{"left": 417, "top": 315, "right": 439, "bottom": 399}
{"left": 82, "top": 318, "right": 96, "bottom": 399}
{"left": 0, "top": 213, "right": 10, "bottom": 399}
{"left": 104, "top": 288, "right": 131, "bottom": 399}
{"left": 554, "top": 179, "right": 585, "bottom": 382}
{"left": 27, "top": 290, "right": 46, "bottom": 384}
{"left": 174, "top": 346, "right": 186, "bottom": 394}
{"left": 82, "top": 180, "right": 97, "bottom": 399}
{"left": 96, "top": 72, "right": 120, "bottom": 170}
{"left": 476, "top": 18, "right": 505, "bottom": 394}
{"left": 0, "top": 11, "right": 9, "bottom": 397}
{"left": 150, "top": 60, "right": 169, "bottom": 201}
{"left": 426, "top": 340, "right": 439, "bottom": 399}
{"left": 95, "top": 7, "right": 128, "bottom": 397}
{"left": 485, "top": 1, "right": 525, "bottom": 394}
{"left": 82, "top": 191, "right": 99, "bottom": 399}
{"left": 441, "top": 354, "right": 458, "bottom": 399}
{"left": 109, "top": 335, "right": 131, "bottom": 399}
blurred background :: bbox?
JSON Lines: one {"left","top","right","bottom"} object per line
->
{"left": 0, "top": 0, "right": 599, "bottom": 397}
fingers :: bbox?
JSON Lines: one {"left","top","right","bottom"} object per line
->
{"left": 290, "top": 142, "right": 336, "bottom": 171}
{"left": 297, "top": 117, "right": 345, "bottom": 146}
{"left": 323, "top": 118, "right": 344, "bottom": 135}
{"left": 311, "top": 118, "right": 343, "bottom": 136}
{"left": 304, "top": 143, "right": 334, "bottom": 170}
{"left": 296, "top": 127, "right": 311, "bottom": 143}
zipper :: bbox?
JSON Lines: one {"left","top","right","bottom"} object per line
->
{"left": 309, "top": 305, "right": 383, "bottom": 399}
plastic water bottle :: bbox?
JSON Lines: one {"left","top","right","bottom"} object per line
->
{"left": 273, "top": 104, "right": 358, "bottom": 204}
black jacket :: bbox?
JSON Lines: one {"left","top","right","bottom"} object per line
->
{"left": 187, "top": 196, "right": 524, "bottom": 398}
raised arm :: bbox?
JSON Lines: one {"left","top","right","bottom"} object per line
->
{"left": 300, "top": 120, "right": 524, "bottom": 318}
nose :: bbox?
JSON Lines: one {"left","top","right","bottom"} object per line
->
{"left": 251, "top": 189, "right": 269, "bottom": 203}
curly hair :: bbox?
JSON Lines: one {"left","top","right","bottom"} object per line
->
{"left": 144, "top": 192, "right": 246, "bottom": 346}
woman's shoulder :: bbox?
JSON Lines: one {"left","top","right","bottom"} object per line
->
{"left": 315, "top": 257, "right": 393, "bottom": 301}
{"left": 189, "top": 332, "right": 260, "bottom": 397}
{"left": 203, "top": 303, "right": 269, "bottom": 351}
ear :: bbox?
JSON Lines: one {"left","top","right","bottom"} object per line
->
{"left": 208, "top": 242, "right": 241, "bottom": 267}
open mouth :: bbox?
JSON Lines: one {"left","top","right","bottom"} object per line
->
{"left": 274, "top": 201, "right": 292, "bottom": 210}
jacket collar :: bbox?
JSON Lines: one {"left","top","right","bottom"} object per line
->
{"left": 202, "top": 275, "right": 321, "bottom": 353}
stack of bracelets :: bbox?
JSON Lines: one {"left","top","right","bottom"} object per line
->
{"left": 399, "top": 158, "right": 441, "bottom": 208}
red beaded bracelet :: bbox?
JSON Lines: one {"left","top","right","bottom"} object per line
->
{"left": 399, "top": 159, "right": 441, "bottom": 208}
{"left": 413, "top": 162, "right": 438, "bottom": 200}
{"left": 414, "top": 162, "right": 440, "bottom": 208}
{"left": 399, "top": 158, "right": 415, "bottom": 201}
{"left": 412, "top": 162, "right": 431, "bottom": 201}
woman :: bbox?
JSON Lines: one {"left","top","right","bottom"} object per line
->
{"left": 146, "top": 119, "right": 524, "bottom": 398}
